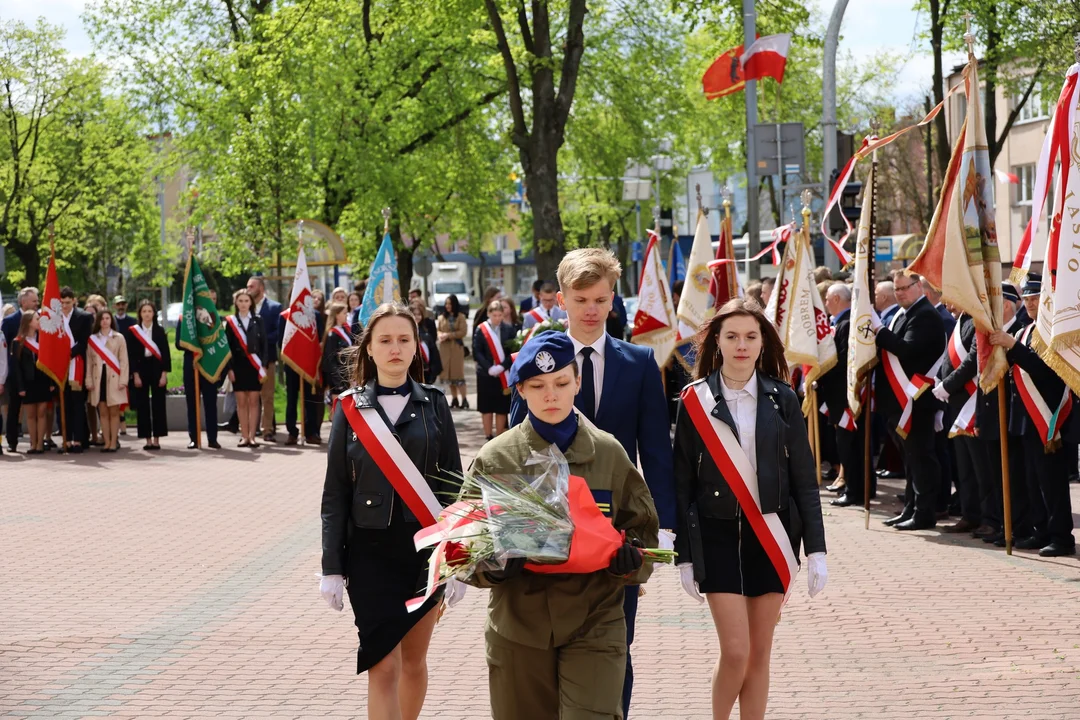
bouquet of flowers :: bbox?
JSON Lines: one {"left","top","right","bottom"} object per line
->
{"left": 405, "top": 446, "right": 676, "bottom": 612}
{"left": 505, "top": 317, "right": 568, "bottom": 353}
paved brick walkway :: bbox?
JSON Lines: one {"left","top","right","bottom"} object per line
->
{"left": 2, "top": 404, "right": 1079, "bottom": 719}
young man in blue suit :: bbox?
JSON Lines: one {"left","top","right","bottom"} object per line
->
{"left": 509, "top": 248, "right": 675, "bottom": 719}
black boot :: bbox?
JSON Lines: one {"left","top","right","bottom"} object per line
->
{"left": 462, "top": 398, "right": 470, "bottom": 410}
{"left": 450, "top": 397, "right": 460, "bottom": 409}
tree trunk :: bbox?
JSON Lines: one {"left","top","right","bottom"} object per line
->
{"left": 9, "top": 239, "right": 42, "bottom": 289}
{"left": 983, "top": 6, "right": 1002, "bottom": 168}
{"left": 525, "top": 142, "right": 566, "bottom": 284}
{"left": 394, "top": 222, "right": 415, "bottom": 293}
{"left": 929, "top": 0, "right": 952, "bottom": 184}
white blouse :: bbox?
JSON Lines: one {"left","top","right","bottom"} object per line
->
{"left": 377, "top": 394, "right": 409, "bottom": 425}
{"left": 720, "top": 371, "right": 758, "bottom": 473}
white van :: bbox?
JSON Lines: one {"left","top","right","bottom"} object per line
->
{"left": 428, "top": 262, "right": 472, "bottom": 316}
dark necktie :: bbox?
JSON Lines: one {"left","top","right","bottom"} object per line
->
{"left": 578, "top": 347, "right": 596, "bottom": 423}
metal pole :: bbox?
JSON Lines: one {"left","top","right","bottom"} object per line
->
{"left": 158, "top": 116, "right": 168, "bottom": 314}
{"left": 822, "top": 0, "right": 850, "bottom": 273}
{"left": 776, "top": 123, "right": 784, "bottom": 229}
{"left": 743, "top": 0, "right": 760, "bottom": 280}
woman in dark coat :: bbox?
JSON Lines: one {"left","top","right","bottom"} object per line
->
{"left": 410, "top": 299, "right": 442, "bottom": 384}
{"left": 472, "top": 299, "right": 515, "bottom": 441}
{"left": 10, "top": 311, "right": 56, "bottom": 454}
{"left": 672, "top": 298, "right": 827, "bottom": 720}
{"left": 126, "top": 300, "right": 171, "bottom": 450}
{"left": 321, "top": 302, "right": 352, "bottom": 403}
{"left": 319, "top": 302, "right": 463, "bottom": 719}
{"left": 225, "top": 288, "right": 268, "bottom": 448}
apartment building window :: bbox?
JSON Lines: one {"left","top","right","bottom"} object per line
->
{"left": 493, "top": 234, "right": 508, "bottom": 251}
{"left": 1015, "top": 164, "right": 1036, "bottom": 205}
{"left": 1015, "top": 80, "right": 1050, "bottom": 122}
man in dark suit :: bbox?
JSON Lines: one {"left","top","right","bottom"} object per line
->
{"left": 59, "top": 286, "right": 94, "bottom": 452}
{"left": 872, "top": 272, "right": 946, "bottom": 530}
{"left": 3, "top": 286, "right": 39, "bottom": 451}
{"left": 112, "top": 296, "right": 136, "bottom": 334}
{"left": 509, "top": 249, "right": 674, "bottom": 719}
{"left": 606, "top": 292, "right": 628, "bottom": 340}
{"left": 247, "top": 275, "right": 282, "bottom": 442}
{"left": 519, "top": 279, "right": 543, "bottom": 315}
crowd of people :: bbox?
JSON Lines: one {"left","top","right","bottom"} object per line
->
{"left": 319, "top": 248, "right": 828, "bottom": 720}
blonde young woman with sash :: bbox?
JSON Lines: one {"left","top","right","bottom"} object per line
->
{"left": 85, "top": 310, "right": 130, "bottom": 453}
{"left": 672, "top": 298, "right": 827, "bottom": 720}
{"left": 319, "top": 303, "right": 464, "bottom": 720}
{"left": 225, "top": 289, "right": 268, "bottom": 448}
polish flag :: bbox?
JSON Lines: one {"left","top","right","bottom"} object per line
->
{"left": 994, "top": 168, "right": 1019, "bottom": 184}
{"left": 740, "top": 34, "right": 791, "bottom": 84}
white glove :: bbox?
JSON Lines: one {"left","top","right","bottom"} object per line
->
{"left": 869, "top": 308, "right": 883, "bottom": 332}
{"left": 932, "top": 381, "right": 950, "bottom": 402}
{"left": 320, "top": 575, "right": 345, "bottom": 611}
{"left": 807, "top": 553, "right": 827, "bottom": 598}
{"left": 444, "top": 578, "right": 466, "bottom": 609}
{"left": 487, "top": 365, "right": 504, "bottom": 377}
{"left": 934, "top": 410, "right": 945, "bottom": 433}
{"left": 678, "top": 563, "right": 704, "bottom": 604}
{"left": 658, "top": 529, "right": 675, "bottom": 551}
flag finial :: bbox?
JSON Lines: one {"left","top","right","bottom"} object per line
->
{"left": 382, "top": 207, "right": 391, "bottom": 233}
{"left": 801, "top": 190, "right": 812, "bottom": 230}
{"left": 721, "top": 186, "right": 732, "bottom": 215}
{"left": 962, "top": 12, "right": 976, "bottom": 55}
{"left": 696, "top": 183, "right": 708, "bottom": 216}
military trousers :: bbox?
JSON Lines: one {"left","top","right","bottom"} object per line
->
{"left": 487, "top": 617, "right": 627, "bottom": 720}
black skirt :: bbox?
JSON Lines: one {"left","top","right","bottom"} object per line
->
{"left": 231, "top": 355, "right": 263, "bottom": 392}
{"left": 696, "top": 508, "right": 789, "bottom": 597}
{"left": 345, "top": 501, "right": 443, "bottom": 674}
{"left": 475, "top": 372, "right": 511, "bottom": 415}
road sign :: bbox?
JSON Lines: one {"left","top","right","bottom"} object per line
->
{"left": 753, "top": 123, "right": 806, "bottom": 177}
{"left": 413, "top": 253, "right": 433, "bottom": 277}
{"left": 622, "top": 179, "right": 651, "bottom": 202}
{"left": 631, "top": 241, "right": 643, "bottom": 262}
{"left": 875, "top": 238, "right": 893, "bottom": 262}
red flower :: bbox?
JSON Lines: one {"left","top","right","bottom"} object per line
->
{"left": 444, "top": 542, "right": 470, "bottom": 568}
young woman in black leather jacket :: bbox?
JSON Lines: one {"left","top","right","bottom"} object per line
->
{"left": 672, "top": 298, "right": 827, "bottom": 720}
{"left": 319, "top": 303, "right": 462, "bottom": 719}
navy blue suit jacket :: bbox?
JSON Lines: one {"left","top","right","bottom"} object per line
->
{"left": 510, "top": 334, "right": 676, "bottom": 528}
{"left": 935, "top": 303, "right": 956, "bottom": 337}
{"left": 2, "top": 309, "right": 22, "bottom": 348}
{"left": 258, "top": 297, "right": 283, "bottom": 362}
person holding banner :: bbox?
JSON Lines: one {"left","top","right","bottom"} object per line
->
{"left": 10, "top": 312, "right": 55, "bottom": 454}
{"left": 671, "top": 298, "right": 827, "bottom": 720}
{"left": 59, "top": 286, "right": 93, "bottom": 452}
{"left": 473, "top": 299, "right": 514, "bottom": 441}
{"left": 409, "top": 299, "right": 441, "bottom": 384}
{"left": 225, "top": 289, "right": 268, "bottom": 449}
{"left": 84, "top": 310, "right": 130, "bottom": 453}
{"left": 319, "top": 303, "right": 462, "bottom": 715}
{"left": 322, "top": 302, "right": 352, "bottom": 404}
{"left": 127, "top": 300, "right": 171, "bottom": 450}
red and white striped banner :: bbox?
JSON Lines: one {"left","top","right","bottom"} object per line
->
{"left": 226, "top": 315, "right": 266, "bottom": 382}
{"left": 882, "top": 350, "right": 942, "bottom": 438}
{"left": 681, "top": 380, "right": 799, "bottom": 602}
{"left": 478, "top": 321, "right": 509, "bottom": 389}
{"left": 88, "top": 333, "right": 122, "bottom": 376}
{"left": 331, "top": 326, "right": 353, "bottom": 346}
{"left": 129, "top": 325, "right": 163, "bottom": 361}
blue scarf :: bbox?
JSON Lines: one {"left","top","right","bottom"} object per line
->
{"left": 529, "top": 410, "right": 579, "bottom": 453}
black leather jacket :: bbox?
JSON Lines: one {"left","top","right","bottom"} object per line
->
{"left": 673, "top": 372, "right": 827, "bottom": 577}
{"left": 320, "top": 379, "right": 462, "bottom": 576}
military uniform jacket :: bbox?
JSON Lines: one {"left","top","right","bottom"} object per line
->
{"left": 939, "top": 314, "right": 976, "bottom": 425}
{"left": 467, "top": 414, "right": 660, "bottom": 650}
{"left": 1005, "top": 322, "right": 1079, "bottom": 445}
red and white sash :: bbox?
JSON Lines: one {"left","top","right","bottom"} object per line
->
{"left": 1013, "top": 325, "right": 1074, "bottom": 451}
{"left": 226, "top": 315, "right": 266, "bottom": 381}
{"left": 945, "top": 320, "right": 978, "bottom": 438}
{"left": 60, "top": 312, "right": 84, "bottom": 385}
{"left": 330, "top": 326, "right": 352, "bottom": 346}
{"left": 419, "top": 341, "right": 430, "bottom": 364}
{"left": 681, "top": 380, "right": 799, "bottom": 602}
{"left": 23, "top": 336, "right": 40, "bottom": 355}
{"left": 882, "top": 350, "right": 943, "bottom": 438}
{"left": 88, "top": 333, "right": 123, "bottom": 376}
{"left": 130, "top": 325, "right": 163, "bottom": 361}
{"left": 521, "top": 308, "right": 547, "bottom": 343}
{"left": 478, "top": 321, "right": 509, "bottom": 389}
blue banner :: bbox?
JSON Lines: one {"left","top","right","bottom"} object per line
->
{"left": 358, "top": 233, "right": 401, "bottom": 327}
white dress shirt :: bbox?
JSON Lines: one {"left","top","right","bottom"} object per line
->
{"left": 719, "top": 371, "right": 758, "bottom": 473}
{"left": 0, "top": 333, "right": 7, "bottom": 385}
{"left": 378, "top": 394, "right": 409, "bottom": 425}
{"left": 570, "top": 332, "right": 607, "bottom": 416}
{"left": 254, "top": 296, "right": 266, "bottom": 315}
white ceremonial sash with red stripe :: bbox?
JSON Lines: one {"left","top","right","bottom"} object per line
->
{"left": 521, "top": 308, "right": 547, "bottom": 343}
{"left": 1013, "top": 326, "right": 1074, "bottom": 451}
{"left": 419, "top": 341, "right": 430, "bottom": 364}
{"left": 408, "top": 500, "right": 489, "bottom": 613}
{"left": 882, "top": 350, "right": 943, "bottom": 438}
{"left": 24, "top": 336, "right": 40, "bottom": 355}
{"left": 226, "top": 316, "right": 266, "bottom": 381}
{"left": 331, "top": 326, "right": 352, "bottom": 346}
{"left": 478, "top": 321, "right": 509, "bottom": 389}
{"left": 88, "top": 334, "right": 122, "bottom": 376}
{"left": 945, "top": 321, "right": 978, "bottom": 438}
{"left": 130, "top": 325, "right": 163, "bottom": 361}
{"left": 341, "top": 397, "right": 445, "bottom": 612}
{"left": 681, "top": 380, "right": 800, "bottom": 602}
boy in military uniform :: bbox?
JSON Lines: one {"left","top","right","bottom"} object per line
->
{"left": 468, "top": 332, "right": 660, "bottom": 720}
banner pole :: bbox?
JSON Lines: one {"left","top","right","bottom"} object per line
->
{"left": 59, "top": 387, "right": 68, "bottom": 452}
{"left": 300, "top": 377, "right": 306, "bottom": 445}
{"left": 194, "top": 364, "right": 202, "bottom": 449}
{"left": 863, "top": 397, "right": 872, "bottom": 530}
{"left": 998, "top": 378, "right": 1013, "bottom": 555}
{"left": 811, "top": 387, "right": 823, "bottom": 487}
{"left": 864, "top": 122, "right": 880, "bottom": 531}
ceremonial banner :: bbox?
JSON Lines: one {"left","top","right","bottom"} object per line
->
{"left": 708, "top": 208, "right": 740, "bottom": 310}
{"left": 677, "top": 210, "right": 716, "bottom": 340}
{"left": 669, "top": 240, "right": 686, "bottom": 290}
{"left": 847, "top": 162, "right": 878, "bottom": 418}
{"left": 359, "top": 232, "right": 401, "bottom": 327}
{"left": 1033, "top": 63, "right": 1080, "bottom": 394}
{"left": 908, "top": 54, "right": 1007, "bottom": 394}
{"left": 632, "top": 230, "right": 678, "bottom": 368}
{"left": 740, "top": 34, "right": 791, "bottom": 85}
{"left": 281, "top": 246, "right": 321, "bottom": 383}
{"left": 177, "top": 253, "right": 231, "bottom": 382}
{"left": 765, "top": 226, "right": 836, "bottom": 403}
{"left": 702, "top": 43, "right": 747, "bottom": 100}
{"left": 36, "top": 247, "right": 71, "bottom": 388}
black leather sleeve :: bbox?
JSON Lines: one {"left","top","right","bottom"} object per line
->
{"left": 433, "top": 391, "right": 463, "bottom": 503}
{"left": 321, "top": 403, "right": 352, "bottom": 576}
{"left": 781, "top": 387, "right": 827, "bottom": 555}
{"left": 671, "top": 398, "right": 697, "bottom": 563}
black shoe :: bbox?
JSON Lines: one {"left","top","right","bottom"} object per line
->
{"left": 830, "top": 494, "right": 861, "bottom": 507}
{"left": 43, "top": 439, "right": 56, "bottom": 450}
{"left": 1038, "top": 543, "right": 1077, "bottom": 557}
{"left": 984, "top": 532, "right": 1005, "bottom": 544}
{"left": 940, "top": 519, "right": 979, "bottom": 534}
{"left": 895, "top": 517, "right": 936, "bottom": 531}
{"left": 187, "top": 441, "right": 198, "bottom": 449}
{"left": 1014, "top": 536, "right": 1048, "bottom": 550}
{"left": 883, "top": 511, "right": 913, "bottom": 527}
{"left": 895, "top": 493, "right": 906, "bottom": 503}
{"left": 450, "top": 398, "right": 460, "bottom": 409}
{"left": 879, "top": 470, "right": 903, "bottom": 479}
{"left": 208, "top": 441, "right": 222, "bottom": 450}
{"left": 462, "top": 399, "right": 470, "bottom": 410}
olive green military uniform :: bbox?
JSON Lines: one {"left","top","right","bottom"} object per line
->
{"left": 468, "top": 412, "right": 660, "bottom": 720}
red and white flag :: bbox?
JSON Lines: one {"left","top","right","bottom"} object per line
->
{"left": 36, "top": 246, "right": 72, "bottom": 388}
{"left": 994, "top": 168, "right": 1019, "bottom": 184}
{"left": 632, "top": 230, "right": 678, "bottom": 367}
{"left": 280, "top": 246, "right": 321, "bottom": 384}
{"left": 708, "top": 209, "right": 740, "bottom": 310}
{"left": 702, "top": 43, "right": 747, "bottom": 100}
{"left": 740, "top": 34, "right": 791, "bottom": 84}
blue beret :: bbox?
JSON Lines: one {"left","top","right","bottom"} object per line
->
{"left": 508, "top": 332, "right": 576, "bottom": 385}
{"left": 1002, "top": 283, "right": 1019, "bottom": 303}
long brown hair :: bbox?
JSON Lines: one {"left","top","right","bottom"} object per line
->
{"left": 693, "top": 298, "right": 788, "bottom": 382}
{"left": 92, "top": 309, "right": 116, "bottom": 335}
{"left": 16, "top": 311, "right": 38, "bottom": 351}
{"left": 324, "top": 302, "right": 347, "bottom": 340}
{"left": 347, "top": 303, "right": 424, "bottom": 387}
